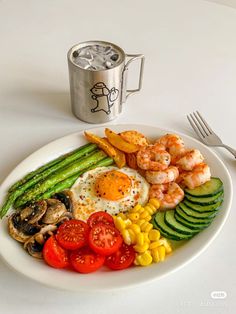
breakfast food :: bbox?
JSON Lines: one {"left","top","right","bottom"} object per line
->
{"left": 1, "top": 128, "right": 224, "bottom": 275}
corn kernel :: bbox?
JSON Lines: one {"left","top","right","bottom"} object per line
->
{"left": 134, "top": 204, "right": 142, "bottom": 211}
{"left": 158, "top": 246, "right": 166, "bottom": 261}
{"left": 148, "top": 229, "right": 161, "bottom": 241}
{"left": 133, "top": 243, "right": 149, "bottom": 253}
{"left": 136, "top": 219, "right": 146, "bottom": 227}
{"left": 136, "top": 233, "right": 144, "bottom": 246}
{"left": 140, "top": 221, "right": 149, "bottom": 231}
{"left": 151, "top": 248, "right": 160, "bottom": 263}
{"left": 113, "top": 216, "right": 126, "bottom": 231}
{"left": 134, "top": 256, "right": 140, "bottom": 266}
{"left": 129, "top": 223, "right": 141, "bottom": 234}
{"left": 144, "top": 214, "right": 152, "bottom": 222}
{"left": 121, "top": 229, "right": 132, "bottom": 245}
{"left": 126, "top": 228, "right": 136, "bottom": 244}
{"left": 147, "top": 203, "right": 157, "bottom": 212}
{"left": 124, "top": 218, "right": 132, "bottom": 227}
{"left": 143, "top": 222, "right": 153, "bottom": 233}
{"left": 144, "top": 205, "right": 155, "bottom": 215}
{"left": 159, "top": 238, "right": 172, "bottom": 254}
{"left": 140, "top": 211, "right": 149, "bottom": 219}
{"left": 127, "top": 213, "right": 140, "bottom": 221}
{"left": 149, "top": 198, "right": 160, "bottom": 209}
{"left": 137, "top": 251, "right": 153, "bottom": 266}
{"left": 149, "top": 241, "right": 161, "bottom": 250}
{"left": 117, "top": 213, "right": 127, "bottom": 220}
{"left": 143, "top": 232, "right": 150, "bottom": 243}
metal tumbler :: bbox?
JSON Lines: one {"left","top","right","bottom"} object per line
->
{"left": 67, "top": 40, "right": 145, "bottom": 124}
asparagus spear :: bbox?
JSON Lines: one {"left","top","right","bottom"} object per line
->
{"left": 0, "top": 144, "right": 97, "bottom": 218}
{"left": 8, "top": 143, "right": 96, "bottom": 193}
{"left": 37, "top": 157, "right": 114, "bottom": 200}
{"left": 14, "top": 150, "right": 107, "bottom": 208}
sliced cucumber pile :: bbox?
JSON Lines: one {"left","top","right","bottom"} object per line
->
{"left": 153, "top": 177, "right": 224, "bottom": 241}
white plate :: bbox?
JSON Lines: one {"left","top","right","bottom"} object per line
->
{"left": 0, "top": 124, "right": 233, "bottom": 291}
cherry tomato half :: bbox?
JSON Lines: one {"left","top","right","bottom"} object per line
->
{"left": 88, "top": 223, "right": 123, "bottom": 256}
{"left": 42, "top": 235, "right": 69, "bottom": 269}
{"left": 87, "top": 211, "right": 114, "bottom": 228}
{"left": 70, "top": 246, "right": 105, "bottom": 273}
{"left": 105, "top": 243, "right": 135, "bottom": 270}
{"left": 56, "top": 219, "right": 89, "bottom": 250}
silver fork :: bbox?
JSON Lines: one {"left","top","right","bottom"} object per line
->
{"left": 187, "top": 111, "right": 236, "bottom": 158}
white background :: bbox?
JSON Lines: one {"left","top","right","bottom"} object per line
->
{"left": 0, "top": 0, "right": 235, "bottom": 313}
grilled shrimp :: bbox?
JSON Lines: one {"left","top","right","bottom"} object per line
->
{"left": 180, "top": 163, "right": 211, "bottom": 189}
{"left": 120, "top": 130, "right": 149, "bottom": 147}
{"left": 176, "top": 149, "right": 204, "bottom": 171}
{"left": 156, "top": 134, "right": 186, "bottom": 157}
{"left": 149, "top": 182, "right": 184, "bottom": 210}
{"left": 145, "top": 166, "right": 179, "bottom": 184}
{"left": 136, "top": 143, "right": 171, "bottom": 171}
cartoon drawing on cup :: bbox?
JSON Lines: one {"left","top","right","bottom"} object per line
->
{"left": 90, "top": 82, "right": 119, "bottom": 115}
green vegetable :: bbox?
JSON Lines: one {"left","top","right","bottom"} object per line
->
{"left": 8, "top": 143, "right": 96, "bottom": 193}
{"left": 184, "top": 177, "right": 223, "bottom": 197}
{"left": 0, "top": 143, "right": 97, "bottom": 218}
{"left": 37, "top": 157, "right": 114, "bottom": 200}
{"left": 14, "top": 150, "right": 107, "bottom": 208}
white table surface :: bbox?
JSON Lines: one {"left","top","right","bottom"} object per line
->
{"left": 0, "top": 0, "right": 235, "bottom": 313}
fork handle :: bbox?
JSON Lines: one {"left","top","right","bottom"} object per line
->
{"left": 222, "top": 145, "right": 236, "bottom": 158}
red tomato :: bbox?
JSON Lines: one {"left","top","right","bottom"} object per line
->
{"left": 87, "top": 211, "right": 114, "bottom": 228}
{"left": 43, "top": 235, "right": 69, "bottom": 269}
{"left": 70, "top": 246, "right": 105, "bottom": 273}
{"left": 105, "top": 243, "right": 135, "bottom": 270}
{"left": 88, "top": 223, "right": 123, "bottom": 256}
{"left": 56, "top": 219, "right": 89, "bottom": 250}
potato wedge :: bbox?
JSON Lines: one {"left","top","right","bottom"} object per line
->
{"left": 120, "top": 130, "right": 149, "bottom": 147}
{"left": 103, "top": 138, "right": 126, "bottom": 168}
{"left": 105, "top": 128, "right": 139, "bottom": 153}
{"left": 84, "top": 131, "right": 116, "bottom": 158}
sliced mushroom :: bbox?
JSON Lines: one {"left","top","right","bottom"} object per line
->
{"left": 53, "top": 190, "right": 77, "bottom": 213}
{"left": 42, "top": 199, "right": 72, "bottom": 224}
{"left": 20, "top": 200, "right": 47, "bottom": 224}
{"left": 8, "top": 212, "right": 41, "bottom": 243}
{"left": 24, "top": 224, "right": 57, "bottom": 259}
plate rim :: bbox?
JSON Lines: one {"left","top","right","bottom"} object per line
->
{"left": 0, "top": 123, "right": 233, "bottom": 291}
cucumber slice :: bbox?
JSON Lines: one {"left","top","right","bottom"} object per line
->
{"left": 151, "top": 217, "right": 171, "bottom": 239}
{"left": 154, "top": 212, "right": 192, "bottom": 240}
{"left": 178, "top": 203, "right": 217, "bottom": 219}
{"left": 185, "top": 177, "right": 223, "bottom": 197}
{"left": 174, "top": 213, "right": 210, "bottom": 230}
{"left": 185, "top": 191, "right": 224, "bottom": 205}
{"left": 165, "top": 210, "right": 197, "bottom": 235}
{"left": 183, "top": 200, "right": 223, "bottom": 213}
{"left": 175, "top": 206, "right": 213, "bottom": 224}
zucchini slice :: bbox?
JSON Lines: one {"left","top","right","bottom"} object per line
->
{"left": 165, "top": 210, "right": 197, "bottom": 235}
{"left": 174, "top": 213, "right": 210, "bottom": 230}
{"left": 154, "top": 212, "right": 192, "bottom": 241}
{"left": 185, "top": 177, "right": 223, "bottom": 197}
{"left": 178, "top": 203, "right": 217, "bottom": 219}
{"left": 185, "top": 191, "right": 224, "bottom": 205}
{"left": 183, "top": 200, "right": 222, "bottom": 213}
{"left": 175, "top": 206, "right": 213, "bottom": 224}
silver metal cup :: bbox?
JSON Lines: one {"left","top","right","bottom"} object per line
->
{"left": 67, "top": 40, "right": 144, "bottom": 123}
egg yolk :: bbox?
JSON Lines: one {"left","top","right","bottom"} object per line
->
{"left": 94, "top": 170, "right": 131, "bottom": 201}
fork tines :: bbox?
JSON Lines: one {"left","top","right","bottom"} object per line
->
{"left": 187, "top": 111, "right": 213, "bottom": 139}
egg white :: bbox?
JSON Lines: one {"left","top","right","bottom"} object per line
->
{"left": 70, "top": 166, "right": 150, "bottom": 221}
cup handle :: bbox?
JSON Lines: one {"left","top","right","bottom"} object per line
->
{"left": 125, "top": 54, "right": 145, "bottom": 99}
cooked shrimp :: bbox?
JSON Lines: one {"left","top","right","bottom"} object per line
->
{"left": 181, "top": 163, "right": 211, "bottom": 189}
{"left": 156, "top": 134, "right": 186, "bottom": 157}
{"left": 120, "top": 130, "right": 149, "bottom": 147}
{"left": 149, "top": 182, "right": 184, "bottom": 210}
{"left": 136, "top": 143, "right": 171, "bottom": 171}
{"left": 145, "top": 166, "right": 179, "bottom": 184}
{"left": 176, "top": 149, "right": 204, "bottom": 171}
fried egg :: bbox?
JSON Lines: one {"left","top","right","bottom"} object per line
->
{"left": 70, "top": 166, "right": 150, "bottom": 221}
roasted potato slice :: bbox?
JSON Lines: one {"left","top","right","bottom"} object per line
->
{"left": 84, "top": 131, "right": 116, "bottom": 158}
{"left": 105, "top": 128, "right": 139, "bottom": 153}
{"left": 120, "top": 130, "right": 149, "bottom": 147}
{"left": 103, "top": 138, "right": 126, "bottom": 168}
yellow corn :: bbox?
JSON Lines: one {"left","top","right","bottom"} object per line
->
{"left": 144, "top": 214, "right": 152, "bottom": 222}
{"left": 133, "top": 243, "right": 149, "bottom": 253}
{"left": 149, "top": 198, "right": 160, "bottom": 210}
{"left": 151, "top": 248, "right": 160, "bottom": 263}
{"left": 144, "top": 205, "right": 155, "bottom": 215}
{"left": 113, "top": 216, "right": 126, "bottom": 231}
{"left": 136, "top": 219, "right": 146, "bottom": 227}
{"left": 117, "top": 213, "right": 127, "bottom": 220}
{"left": 121, "top": 229, "right": 132, "bottom": 245}
{"left": 158, "top": 246, "right": 166, "bottom": 261}
{"left": 140, "top": 221, "right": 148, "bottom": 231}
{"left": 126, "top": 228, "right": 136, "bottom": 244}
{"left": 134, "top": 256, "right": 140, "bottom": 266}
{"left": 134, "top": 204, "right": 142, "bottom": 211}
{"left": 147, "top": 203, "right": 157, "bottom": 212}
{"left": 159, "top": 238, "right": 172, "bottom": 254}
{"left": 140, "top": 211, "right": 149, "bottom": 219}
{"left": 136, "top": 233, "right": 144, "bottom": 246}
{"left": 143, "top": 222, "right": 153, "bottom": 233}
{"left": 137, "top": 251, "right": 153, "bottom": 266}
{"left": 149, "top": 241, "right": 161, "bottom": 250}
{"left": 127, "top": 213, "right": 140, "bottom": 221}
{"left": 143, "top": 232, "right": 150, "bottom": 244}
{"left": 148, "top": 229, "right": 160, "bottom": 241}
{"left": 129, "top": 223, "right": 141, "bottom": 234}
